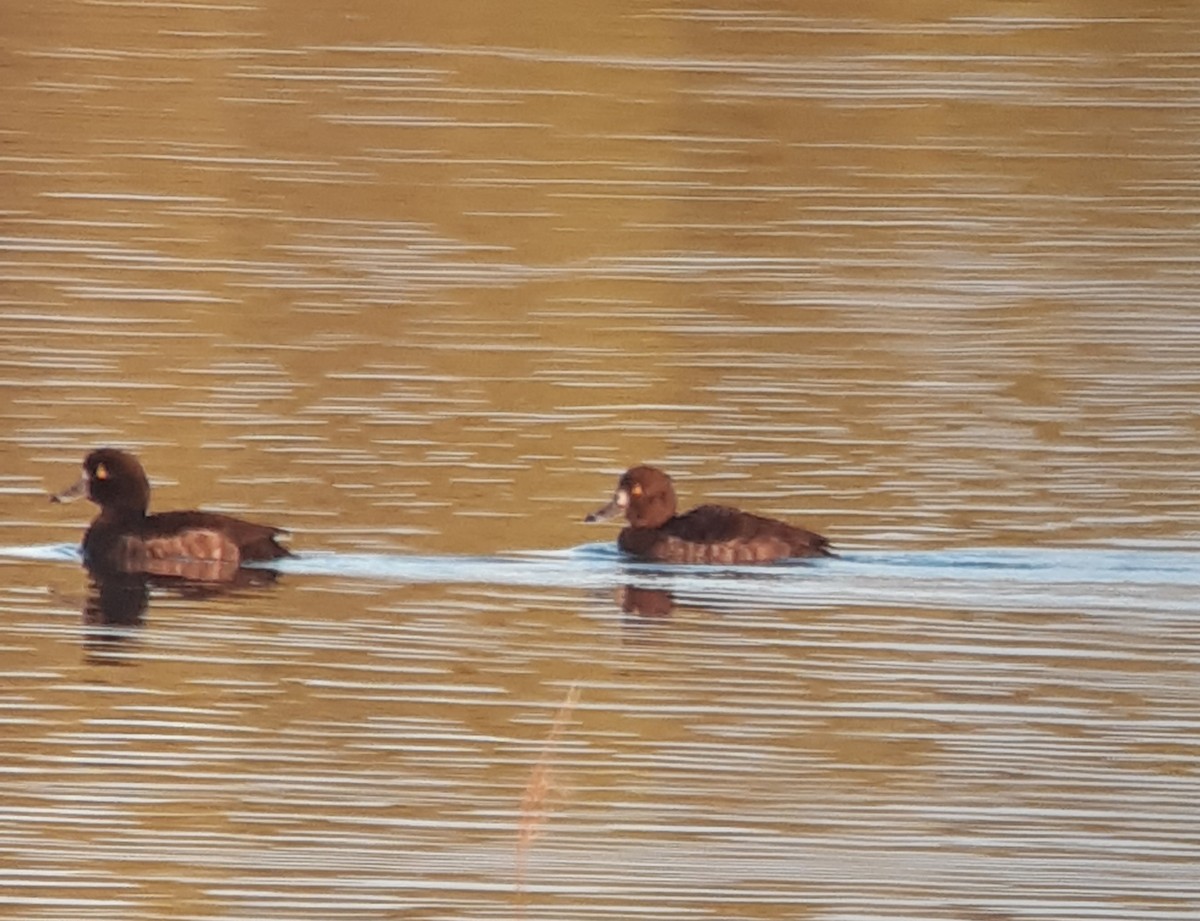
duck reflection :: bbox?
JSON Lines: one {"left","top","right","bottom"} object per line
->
{"left": 608, "top": 558, "right": 829, "bottom": 623}
{"left": 615, "top": 585, "right": 676, "bottom": 618}
{"left": 84, "top": 570, "right": 151, "bottom": 631}
{"left": 80, "top": 564, "right": 281, "bottom": 662}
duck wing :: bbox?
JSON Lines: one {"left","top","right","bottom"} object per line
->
{"left": 141, "top": 511, "right": 292, "bottom": 562}
{"left": 664, "top": 504, "right": 831, "bottom": 562}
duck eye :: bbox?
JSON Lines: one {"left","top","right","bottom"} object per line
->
{"left": 630, "top": 483, "right": 643, "bottom": 497}
{"left": 94, "top": 463, "right": 108, "bottom": 481}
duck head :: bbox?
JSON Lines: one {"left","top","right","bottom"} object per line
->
{"left": 585, "top": 465, "right": 677, "bottom": 529}
{"left": 51, "top": 448, "right": 151, "bottom": 516}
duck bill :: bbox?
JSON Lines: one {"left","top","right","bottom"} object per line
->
{"left": 584, "top": 489, "right": 628, "bottom": 523}
{"left": 50, "top": 473, "right": 88, "bottom": 504}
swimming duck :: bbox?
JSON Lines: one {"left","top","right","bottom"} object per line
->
{"left": 586, "top": 465, "right": 831, "bottom": 563}
{"left": 51, "top": 448, "right": 290, "bottom": 579}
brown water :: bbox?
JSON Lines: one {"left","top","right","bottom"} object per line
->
{"left": 3, "top": 2, "right": 1200, "bottom": 919}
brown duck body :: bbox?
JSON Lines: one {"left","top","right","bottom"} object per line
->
{"left": 618, "top": 503, "right": 830, "bottom": 564}
{"left": 587, "top": 465, "right": 832, "bottom": 564}
{"left": 53, "top": 448, "right": 290, "bottom": 581}
{"left": 83, "top": 509, "right": 290, "bottom": 579}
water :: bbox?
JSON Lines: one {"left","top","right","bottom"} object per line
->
{"left": 3, "top": 1, "right": 1200, "bottom": 919}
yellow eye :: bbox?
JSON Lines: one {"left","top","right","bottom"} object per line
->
{"left": 94, "top": 463, "right": 108, "bottom": 480}
{"left": 630, "top": 483, "right": 643, "bottom": 497}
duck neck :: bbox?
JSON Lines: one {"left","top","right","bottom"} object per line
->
{"left": 95, "top": 502, "right": 147, "bottom": 525}
{"left": 627, "top": 495, "right": 675, "bottom": 528}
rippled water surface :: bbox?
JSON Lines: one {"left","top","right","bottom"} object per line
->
{"left": 3, "top": 2, "right": 1200, "bottom": 919}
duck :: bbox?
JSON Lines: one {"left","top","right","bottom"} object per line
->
{"left": 50, "top": 448, "right": 291, "bottom": 580}
{"left": 585, "top": 465, "right": 831, "bottom": 564}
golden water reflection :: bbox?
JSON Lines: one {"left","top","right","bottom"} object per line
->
{"left": 3, "top": 1, "right": 1200, "bottom": 918}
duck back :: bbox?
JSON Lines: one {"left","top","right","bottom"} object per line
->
{"left": 619, "top": 504, "right": 831, "bottom": 564}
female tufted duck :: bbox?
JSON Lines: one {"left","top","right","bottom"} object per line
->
{"left": 585, "top": 465, "right": 831, "bottom": 564}
{"left": 51, "top": 448, "right": 291, "bottom": 579}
